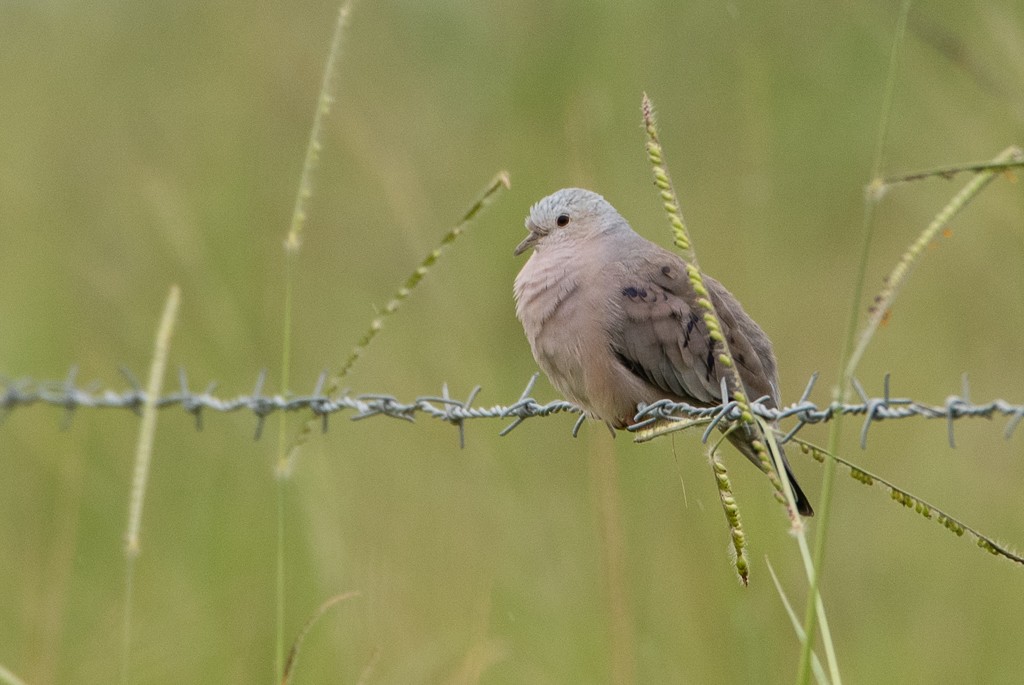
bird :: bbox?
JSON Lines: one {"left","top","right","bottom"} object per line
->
{"left": 513, "top": 187, "right": 813, "bottom": 516}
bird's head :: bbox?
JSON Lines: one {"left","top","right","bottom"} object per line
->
{"left": 514, "top": 187, "right": 626, "bottom": 256}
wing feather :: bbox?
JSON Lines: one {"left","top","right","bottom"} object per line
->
{"left": 608, "top": 256, "right": 779, "bottom": 409}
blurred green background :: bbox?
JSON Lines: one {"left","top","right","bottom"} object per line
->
{"left": 2, "top": 0, "right": 1023, "bottom": 683}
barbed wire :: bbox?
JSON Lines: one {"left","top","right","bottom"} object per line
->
{"left": 1, "top": 368, "right": 1021, "bottom": 450}
{"left": 5, "top": 366, "right": 1023, "bottom": 567}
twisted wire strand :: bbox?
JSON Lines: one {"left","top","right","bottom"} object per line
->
{"left": 2, "top": 369, "right": 1022, "bottom": 448}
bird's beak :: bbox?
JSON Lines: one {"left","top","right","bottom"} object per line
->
{"left": 513, "top": 221, "right": 545, "bottom": 256}
{"left": 513, "top": 232, "right": 538, "bottom": 256}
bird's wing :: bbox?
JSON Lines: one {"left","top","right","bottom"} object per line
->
{"left": 608, "top": 256, "right": 779, "bottom": 409}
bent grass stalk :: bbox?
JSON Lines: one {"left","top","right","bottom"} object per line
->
{"left": 120, "top": 284, "right": 181, "bottom": 685}
{"left": 279, "top": 170, "right": 510, "bottom": 476}
{"left": 652, "top": 409, "right": 1024, "bottom": 568}
{"left": 882, "top": 156, "right": 1024, "bottom": 185}
{"left": 708, "top": 446, "right": 750, "bottom": 585}
{"left": 798, "top": 3, "right": 913, "bottom": 682}
{"left": 641, "top": 93, "right": 837, "bottom": 678}
{"left": 763, "top": 420, "right": 839, "bottom": 679}
{"left": 275, "top": 4, "right": 353, "bottom": 681}
{"left": 802, "top": 35, "right": 1023, "bottom": 685}
{"left": 271, "top": 169, "right": 507, "bottom": 680}
{"left": 766, "top": 557, "right": 828, "bottom": 685}
{"left": 279, "top": 0, "right": 353, "bottom": 452}
{"left": 790, "top": 436, "right": 1024, "bottom": 565}
{"left": 641, "top": 94, "right": 795, "bottom": 519}
{"left": 846, "top": 145, "right": 1024, "bottom": 379}
{"left": 280, "top": 0, "right": 354, "bottom": 404}
{"left": 640, "top": 95, "right": 751, "bottom": 586}
{"left": 280, "top": 592, "right": 360, "bottom": 685}
{"left": 641, "top": 92, "right": 807, "bottom": 549}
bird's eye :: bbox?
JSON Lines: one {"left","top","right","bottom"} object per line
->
{"left": 556, "top": 214, "right": 570, "bottom": 227}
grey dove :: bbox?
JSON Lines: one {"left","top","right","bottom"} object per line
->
{"left": 513, "top": 187, "right": 813, "bottom": 516}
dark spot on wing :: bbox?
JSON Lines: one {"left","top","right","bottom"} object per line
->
{"left": 736, "top": 352, "right": 746, "bottom": 365}
{"left": 622, "top": 286, "right": 648, "bottom": 300}
{"left": 704, "top": 345, "right": 715, "bottom": 381}
{"left": 622, "top": 285, "right": 669, "bottom": 304}
{"left": 682, "top": 312, "right": 700, "bottom": 348}
{"left": 661, "top": 265, "right": 673, "bottom": 278}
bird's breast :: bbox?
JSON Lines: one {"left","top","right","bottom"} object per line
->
{"left": 514, "top": 250, "right": 636, "bottom": 423}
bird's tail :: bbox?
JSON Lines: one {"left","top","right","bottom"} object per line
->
{"left": 726, "top": 426, "right": 814, "bottom": 517}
